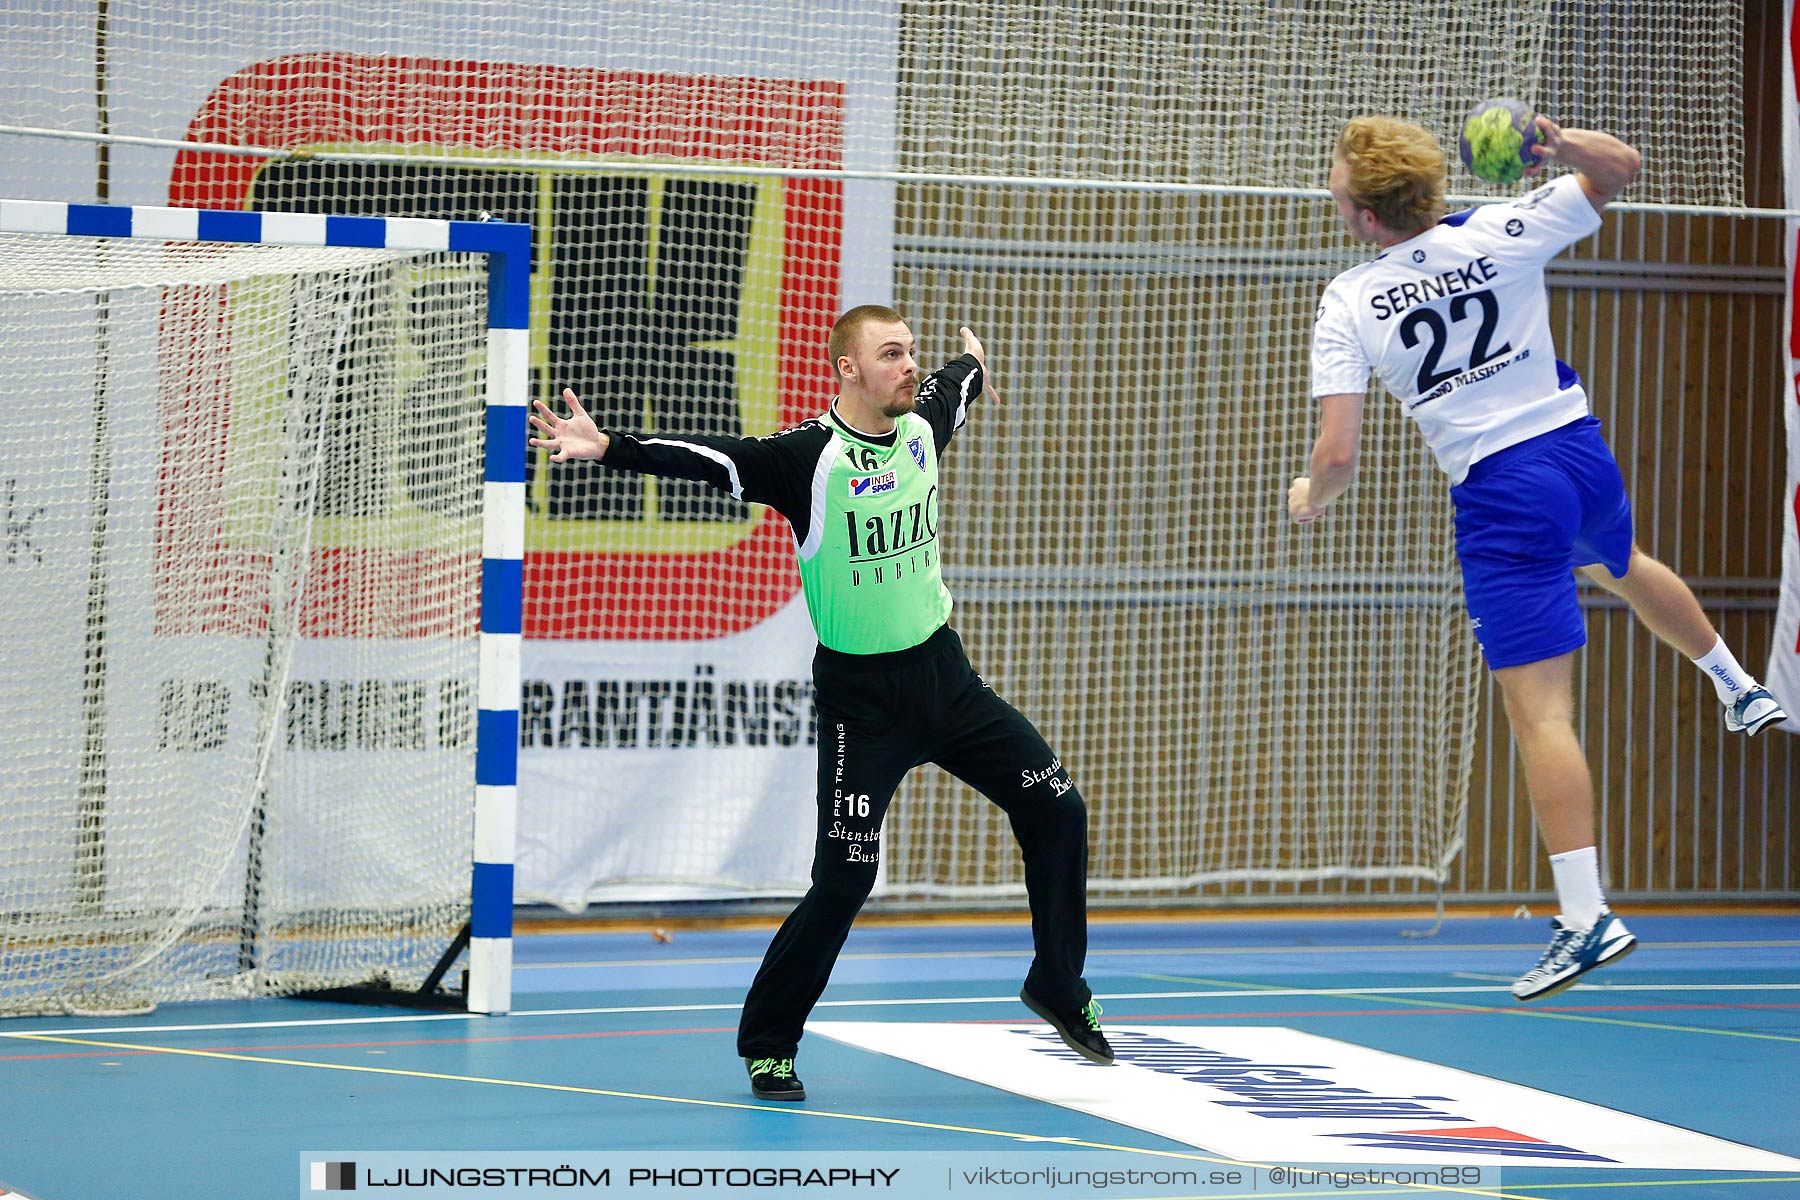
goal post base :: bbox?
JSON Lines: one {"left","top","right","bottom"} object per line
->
{"left": 292, "top": 922, "right": 473, "bottom": 1010}
{"left": 292, "top": 983, "right": 472, "bottom": 1012}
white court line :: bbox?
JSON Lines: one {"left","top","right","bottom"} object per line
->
{"left": 5, "top": 982, "right": 1799, "bottom": 1040}
{"left": 517, "top": 939, "right": 1800, "bottom": 970}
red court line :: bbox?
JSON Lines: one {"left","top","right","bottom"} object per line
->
{"left": 6, "top": 1001, "right": 1796, "bottom": 1063}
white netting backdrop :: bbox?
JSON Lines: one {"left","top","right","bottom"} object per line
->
{"left": 0, "top": 0, "right": 1745, "bottom": 907}
{"left": 0, "top": 1, "right": 1742, "bottom": 204}
{"left": 0, "top": 234, "right": 485, "bottom": 1012}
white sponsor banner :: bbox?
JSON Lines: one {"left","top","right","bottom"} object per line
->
{"left": 1773, "top": 0, "right": 1800, "bottom": 729}
{"left": 810, "top": 1022, "right": 1800, "bottom": 1171}
{"left": 518, "top": 594, "right": 821, "bottom": 909}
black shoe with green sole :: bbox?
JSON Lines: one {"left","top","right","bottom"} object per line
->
{"left": 745, "top": 1055, "right": 806, "bottom": 1100}
{"left": 1020, "top": 988, "right": 1115, "bottom": 1064}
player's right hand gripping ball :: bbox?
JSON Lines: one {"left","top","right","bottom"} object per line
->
{"left": 1458, "top": 98, "right": 1541, "bottom": 183}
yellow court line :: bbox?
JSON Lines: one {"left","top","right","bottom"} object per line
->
{"left": 14, "top": 1033, "right": 1526, "bottom": 1199}
{"left": 37, "top": 1033, "right": 1798, "bottom": 1196}
{"left": 1131, "top": 974, "right": 1800, "bottom": 1044}
{"left": 10, "top": 1031, "right": 1249, "bottom": 1154}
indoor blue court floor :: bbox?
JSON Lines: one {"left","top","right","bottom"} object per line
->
{"left": 3, "top": 911, "right": 1797, "bottom": 1199}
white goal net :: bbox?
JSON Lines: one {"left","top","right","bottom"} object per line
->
{"left": 0, "top": 233, "right": 487, "bottom": 1013}
{"left": 0, "top": 0, "right": 1747, "bottom": 906}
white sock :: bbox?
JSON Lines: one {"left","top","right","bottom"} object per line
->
{"left": 1549, "top": 846, "right": 1606, "bottom": 930}
{"left": 1692, "top": 636, "right": 1756, "bottom": 705}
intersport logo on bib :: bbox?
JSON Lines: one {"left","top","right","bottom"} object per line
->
{"left": 849, "top": 471, "right": 897, "bottom": 497}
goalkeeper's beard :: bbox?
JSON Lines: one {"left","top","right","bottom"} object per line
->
{"left": 880, "top": 381, "right": 918, "bottom": 417}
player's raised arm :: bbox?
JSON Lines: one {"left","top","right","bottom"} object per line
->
{"left": 958, "top": 326, "right": 1001, "bottom": 404}
{"left": 528, "top": 388, "right": 609, "bottom": 461}
{"left": 911, "top": 326, "right": 996, "bottom": 454}
{"left": 1527, "top": 118, "right": 1641, "bottom": 211}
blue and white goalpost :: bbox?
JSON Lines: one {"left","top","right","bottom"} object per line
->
{"left": 0, "top": 200, "right": 526, "bottom": 1015}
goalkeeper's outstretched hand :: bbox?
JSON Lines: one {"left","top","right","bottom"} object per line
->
{"left": 529, "top": 388, "right": 609, "bottom": 462}
{"left": 959, "top": 326, "right": 1002, "bottom": 405}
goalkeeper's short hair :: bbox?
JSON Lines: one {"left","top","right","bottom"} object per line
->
{"left": 828, "top": 304, "right": 906, "bottom": 368}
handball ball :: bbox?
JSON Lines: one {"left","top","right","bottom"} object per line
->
{"left": 1458, "top": 98, "right": 1542, "bottom": 184}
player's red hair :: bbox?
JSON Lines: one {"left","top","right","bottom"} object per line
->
{"left": 1335, "top": 117, "right": 1447, "bottom": 234}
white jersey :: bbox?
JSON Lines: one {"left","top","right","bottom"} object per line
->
{"left": 1310, "top": 173, "right": 1603, "bottom": 484}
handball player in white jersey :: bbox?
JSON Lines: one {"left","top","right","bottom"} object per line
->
{"left": 1292, "top": 115, "right": 1787, "bottom": 1000}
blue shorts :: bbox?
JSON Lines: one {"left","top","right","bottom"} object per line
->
{"left": 1449, "top": 417, "right": 1633, "bottom": 671}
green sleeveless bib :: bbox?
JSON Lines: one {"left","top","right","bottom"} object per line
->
{"left": 798, "top": 411, "right": 951, "bottom": 653}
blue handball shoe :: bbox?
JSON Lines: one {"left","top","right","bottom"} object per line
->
{"left": 1725, "top": 686, "right": 1787, "bottom": 736}
{"left": 1512, "top": 909, "right": 1637, "bottom": 1002}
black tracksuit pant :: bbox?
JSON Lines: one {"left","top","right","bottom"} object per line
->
{"left": 737, "top": 624, "right": 1091, "bottom": 1059}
